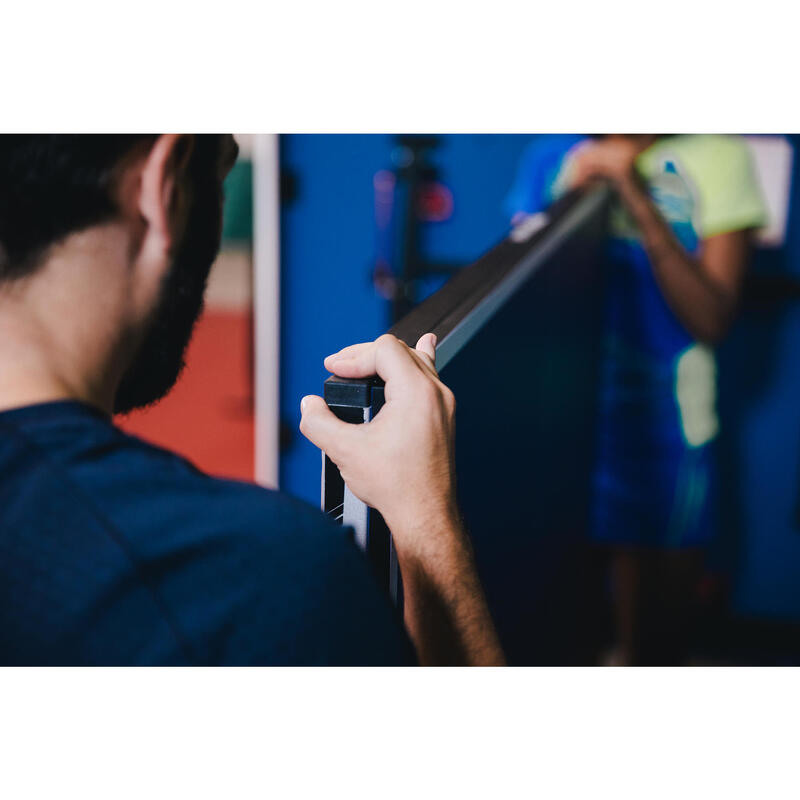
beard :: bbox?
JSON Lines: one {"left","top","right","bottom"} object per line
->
{"left": 114, "top": 147, "right": 224, "bottom": 415}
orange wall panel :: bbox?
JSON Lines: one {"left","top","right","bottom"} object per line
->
{"left": 117, "top": 310, "right": 254, "bottom": 482}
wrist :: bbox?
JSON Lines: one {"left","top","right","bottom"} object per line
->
{"left": 612, "top": 165, "right": 640, "bottom": 192}
{"left": 387, "top": 501, "right": 468, "bottom": 574}
{"left": 382, "top": 488, "right": 459, "bottom": 537}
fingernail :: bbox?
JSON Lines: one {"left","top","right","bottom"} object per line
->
{"left": 428, "top": 333, "right": 437, "bottom": 347}
{"left": 300, "top": 396, "right": 308, "bottom": 414}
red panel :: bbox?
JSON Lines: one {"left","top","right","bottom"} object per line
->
{"left": 117, "top": 310, "right": 255, "bottom": 481}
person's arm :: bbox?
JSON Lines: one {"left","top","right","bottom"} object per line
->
{"left": 299, "top": 333, "right": 505, "bottom": 666}
{"left": 571, "top": 139, "right": 753, "bottom": 344}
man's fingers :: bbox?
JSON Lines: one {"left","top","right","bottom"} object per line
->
{"left": 325, "top": 341, "right": 379, "bottom": 378}
{"left": 413, "top": 332, "right": 439, "bottom": 377}
{"left": 299, "top": 394, "right": 356, "bottom": 460}
{"left": 324, "top": 335, "right": 417, "bottom": 384}
{"left": 323, "top": 342, "right": 373, "bottom": 372}
{"left": 373, "top": 334, "right": 438, "bottom": 388}
{"left": 415, "top": 332, "right": 437, "bottom": 360}
{"left": 324, "top": 333, "right": 441, "bottom": 391}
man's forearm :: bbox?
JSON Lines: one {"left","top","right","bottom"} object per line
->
{"left": 301, "top": 333, "right": 505, "bottom": 665}
{"left": 390, "top": 511, "right": 506, "bottom": 666}
{"left": 615, "top": 176, "right": 735, "bottom": 342}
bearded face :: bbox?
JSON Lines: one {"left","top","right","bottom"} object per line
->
{"left": 113, "top": 137, "right": 227, "bottom": 415}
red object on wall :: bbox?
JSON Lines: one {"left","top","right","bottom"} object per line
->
{"left": 117, "top": 310, "right": 255, "bottom": 481}
{"left": 416, "top": 182, "right": 454, "bottom": 222}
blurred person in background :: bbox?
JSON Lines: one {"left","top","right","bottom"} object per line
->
{"left": 0, "top": 135, "right": 503, "bottom": 666}
{"left": 507, "top": 134, "right": 767, "bottom": 664}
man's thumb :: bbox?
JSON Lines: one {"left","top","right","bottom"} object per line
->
{"left": 299, "top": 395, "right": 353, "bottom": 459}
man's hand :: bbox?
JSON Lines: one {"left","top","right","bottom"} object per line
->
{"left": 300, "top": 332, "right": 458, "bottom": 560}
{"left": 568, "top": 137, "right": 640, "bottom": 188}
{"left": 299, "top": 332, "right": 505, "bottom": 666}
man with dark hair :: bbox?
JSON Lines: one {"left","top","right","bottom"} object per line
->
{"left": 0, "top": 134, "right": 503, "bottom": 666}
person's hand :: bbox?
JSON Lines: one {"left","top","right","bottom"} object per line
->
{"left": 301, "top": 332, "right": 505, "bottom": 666}
{"left": 568, "top": 138, "right": 639, "bottom": 188}
{"left": 299, "top": 333, "right": 457, "bottom": 559}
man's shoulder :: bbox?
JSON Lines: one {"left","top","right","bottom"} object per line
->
{"left": 113, "top": 454, "right": 412, "bottom": 665}
{"left": 70, "top": 419, "right": 345, "bottom": 555}
{"left": 1, "top": 402, "right": 413, "bottom": 664}
{"left": 0, "top": 399, "right": 332, "bottom": 539}
{"left": 85, "top": 426, "right": 415, "bottom": 665}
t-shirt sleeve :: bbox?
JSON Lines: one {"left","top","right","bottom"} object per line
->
{"left": 694, "top": 136, "right": 769, "bottom": 239}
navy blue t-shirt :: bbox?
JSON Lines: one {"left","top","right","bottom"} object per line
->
{"left": 0, "top": 401, "right": 415, "bottom": 665}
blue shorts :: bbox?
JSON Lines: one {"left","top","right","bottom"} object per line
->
{"left": 589, "top": 429, "right": 716, "bottom": 549}
{"left": 587, "top": 335, "right": 718, "bottom": 549}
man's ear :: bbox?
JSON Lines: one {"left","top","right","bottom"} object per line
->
{"left": 137, "top": 134, "right": 194, "bottom": 256}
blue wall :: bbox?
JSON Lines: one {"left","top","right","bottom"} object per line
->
{"left": 279, "top": 134, "right": 390, "bottom": 503}
{"left": 720, "top": 305, "right": 800, "bottom": 620}
{"left": 717, "top": 137, "right": 800, "bottom": 620}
